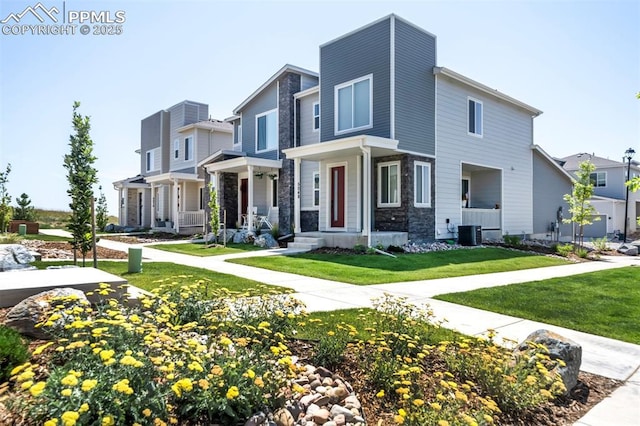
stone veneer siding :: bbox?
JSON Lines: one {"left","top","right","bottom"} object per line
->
{"left": 373, "top": 154, "right": 435, "bottom": 241}
{"left": 301, "top": 210, "right": 319, "bottom": 232}
{"left": 277, "top": 72, "right": 301, "bottom": 235}
{"left": 218, "top": 172, "right": 238, "bottom": 229}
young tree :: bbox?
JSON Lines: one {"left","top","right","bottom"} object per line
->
{"left": 13, "top": 193, "right": 36, "bottom": 221}
{"left": 95, "top": 186, "right": 109, "bottom": 231}
{"left": 0, "top": 163, "right": 11, "bottom": 232}
{"left": 563, "top": 160, "right": 600, "bottom": 248}
{"left": 63, "top": 102, "right": 98, "bottom": 265}
{"left": 207, "top": 182, "right": 220, "bottom": 244}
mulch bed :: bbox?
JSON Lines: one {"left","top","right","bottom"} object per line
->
{"left": 21, "top": 240, "right": 127, "bottom": 260}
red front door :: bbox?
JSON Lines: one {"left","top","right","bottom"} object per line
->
{"left": 240, "top": 178, "right": 248, "bottom": 215}
{"left": 330, "top": 166, "right": 345, "bottom": 228}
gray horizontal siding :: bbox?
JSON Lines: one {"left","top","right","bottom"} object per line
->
{"left": 299, "top": 93, "right": 320, "bottom": 146}
{"left": 301, "top": 75, "right": 319, "bottom": 91}
{"left": 300, "top": 160, "right": 319, "bottom": 209}
{"left": 238, "top": 83, "right": 278, "bottom": 158}
{"left": 320, "top": 18, "right": 391, "bottom": 142}
{"left": 394, "top": 18, "right": 436, "bottom": 155}
{"left": 532, "top": 151, "right": 572, "bottom": 236}
{"left": 140, "top": 111, "right": 169, "bottom": 175}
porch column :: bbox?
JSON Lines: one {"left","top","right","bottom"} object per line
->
{"left": 212, "top": 171, "right": 219, "bottom": 233}
{"left": 123, "top": 188, "right": 128, "bottom": 227}
{"left": 248, "top": 165, "right": 254, "bottom": 232}
{"left": 150, "top": 184, "right": 156, "bottom": 227}
{"left": 173, "top": 178, "right": 179, "bottom": 233}
{"left": 117, "top": 188, "right": 123, "bottom": 225}
{"left": 294, "top": 158, "right": 301, "bottom": 233}
{"left": 362, "top": 147, "right": 372, "bottom": 247}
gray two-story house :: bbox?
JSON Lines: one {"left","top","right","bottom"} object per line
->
{"left": 114, "top": 100, "right": 233, "bottom": 233}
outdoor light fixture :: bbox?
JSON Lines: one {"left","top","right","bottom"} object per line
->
{"left": 622, "top": 147, "right": 636, "bottom": 245}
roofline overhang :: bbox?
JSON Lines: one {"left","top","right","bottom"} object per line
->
{"left": 144, "top": 172, "right": 203, "bottom": 184}
{"left": 224, "top": 115, "right": 240, "bottom": 122}
{"left": 176, "top": 122, "right": 233, "bottom": 134}
{"left": 203, "top": 156, "right": 282, "bottom": 173}
{"left": 283, "top": 135, "right": 399, "bottom": 161}
{"left": 232, "top": 64, "right": 318, "bottom": 114}
{"left": 531, "top": 145, "right": 575, "bottom": 182}
{"left": 434, "top": 67, "right": 543, "bottom": 117}
{"left": 197, "top": 149, "right": 246, "bottom": 168}
{"left": 293, "top": 86, "right": 319, "bottom": 99}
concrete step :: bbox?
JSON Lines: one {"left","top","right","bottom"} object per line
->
{"left": 293, "top": 237, "right": 325, "bottom": 245}
{"left": 287, "top": 242, "right": 319, "bottom": 251}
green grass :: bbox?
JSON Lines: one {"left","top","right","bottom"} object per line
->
{"left": 32, "top": 260, "right": 288, "bottom": 296}
{"left": 435, "top": 267, "right": 640, "bottom": 345}
{"left": 23, "top": 233, "right": 70, "bottom": 242}
{"left": 151, "top": 242, "right": 265, "bottom": 257}
{"left": 229, "top": 247, "right": 569, "bottom": 285}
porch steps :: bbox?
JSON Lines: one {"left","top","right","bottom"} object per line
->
{"left": 288, "top": 237, "right": 325, "bottom": 251}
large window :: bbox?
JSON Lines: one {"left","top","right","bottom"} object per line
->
{"left": 468, "top": 97, "right": 483, "bottom": 136}
{"left": 335, "top": 75, "right": 372, "bottom": 134}
{"left": 590, "top": 172, "right": 606, "bottom": 187}
{"left": 145, "top": 150, "right": 154, "bottom": 172}
{"left": 414, "top": 162, "right": 431, "bottom": 207}
{"left": 184, "top": 136, "right": 193, "bottom": 161}
{"left": 378, "top": 161, "right": 400, "bottom": 207}
{"left": 313, "top": 172, "right": 320, "bottom": 207}
{"left": 312, "top": 102, "right": 320, "bottom": 131}
{"left": 256, "top": 109, "right": 278, "bottom": 152}
{"left": 236, "top": 124, "right": 242, "bottom": 145}
{"left": 174, "top": 139, "right": 179, "bottom": 159}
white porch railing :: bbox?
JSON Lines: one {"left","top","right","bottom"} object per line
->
{"left": 178, "top": 210, "right": 205, "bottom": 227}
{"left": 462, "top": 208, "right": 501, "bottom": 230}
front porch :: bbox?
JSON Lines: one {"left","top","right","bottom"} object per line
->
{"left": 460, "top": 163, "right": 502, "bottom": 239}
{"left": 289, "top": 231, "right": 408, "bottom": 250}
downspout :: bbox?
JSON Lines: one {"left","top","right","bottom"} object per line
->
{"left": 360, "top": 140, "right": 372, "bottom": 248}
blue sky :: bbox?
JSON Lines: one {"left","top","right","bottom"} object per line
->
{"left": 1, "top": 0, "right": 638, "bottom": 212}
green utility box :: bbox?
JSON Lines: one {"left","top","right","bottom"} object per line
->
{"left": 128, "top": 247, "right": 142, "bottom": 273}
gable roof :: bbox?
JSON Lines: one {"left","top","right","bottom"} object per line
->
{"left": 433, "top": 67, "right": 543, "bottom": 117}
{"left": 232, "top": 64, "right": 318, "bottom": 114}
{"left": 560, "top": 153, "right": 627, "bottom": 170}
{"left": 532, "top": 145, "right": 574, "bottom": 182}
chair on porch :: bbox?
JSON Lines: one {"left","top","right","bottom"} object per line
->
{"left": 257, "top": 207, "right": 273, "bottom": 230}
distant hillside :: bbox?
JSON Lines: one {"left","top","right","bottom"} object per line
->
{"left": 34, "top": 209, "right": 117, "bottom": 229}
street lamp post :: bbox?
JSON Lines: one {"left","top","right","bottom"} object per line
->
{"left": 622, "top": 147, "right": 636, "bottom": 245}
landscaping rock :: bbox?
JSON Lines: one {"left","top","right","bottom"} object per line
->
{"left": 617, "top": 244, "right": 638, "bottom": 256}
{"left": 0, "top": 244, "right": 36, "bottom": 271}
{"left": 5, "top": 288, "right": 89, "bottom": 339}
{"left": 516, "top": 329, "right": 582, "bottom": 393}
{"left": 273, "top": 408, "right": 295, "bottom": 426}
{"left": 233, "top": 230, "right": 255, "bottom": 244}
{"left": 402, "top": 241, "right": 462, "bottom": 253}
{"left": 255, "top": 233, "right": 279, "bottom": 248}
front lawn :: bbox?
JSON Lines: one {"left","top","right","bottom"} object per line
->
{"left": 435, "top": 266, "right": 640, "bottom": 344}
{"left": 151, "top": 242, "right": 264, "bottom": 257}
{"left": 229, "top": 247, "right": 569, "bottom": 285}
{"left": 32, "top": 260, "right": 287, "bottom": 296}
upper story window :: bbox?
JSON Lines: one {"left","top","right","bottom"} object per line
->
{"left": 378, "top": 161, "right": 400, "bottom": 207}
{"left": 174, "top": 139, "right": 179, "bottom": 159}
{"left": 235, "top": 124, "right": 242, "bottom": 145}
{"left": 256, "top": 109, "right": 278, "bottom": 152}
{"left": 313, "top": 102, "right": 320, "bottom": 131}
{"left": 590, "top": 172, "right": 606, "bottom": 187}
{"left": 313, "top": 172, "right": 320, "bottom": 207}
{"left": 145, "top": 150, "right": 155, "bottom": 172}
{"left": 468, "top": 97, "right": 483, "bottom": 137}
{"left": 414, "top": 161, "right": 432, "bottom": 208}
{"left": 184, "top": 136, "right": 193, "bottom": 161}
{"left": 335, "top": 74, "right": 372, "bottom": 134}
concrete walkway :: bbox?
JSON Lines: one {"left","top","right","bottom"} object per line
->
{"left": 39, "top": 231, "right": 640, "bottom": 425}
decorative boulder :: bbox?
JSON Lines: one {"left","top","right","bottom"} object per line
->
{"left": 0, "top": 244, "right": 36, "bottom": 271}
{"left": 617, "top": 244, "right": 638, "bottom": 256}
{"left": 233, "top": 230, "right": 255, "bottom": 244}
{"left": 515, "top": 329, "right": 582, "bottom": 393}
{"left": 5, "top": 288, "right": 89, "bottom": 339}
{"left": 254, "top": 233, "right": 279, "bottom": 248}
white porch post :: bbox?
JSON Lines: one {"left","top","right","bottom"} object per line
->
{"left": 150, "top": 184, "right": 156, "bottom": 227}
{"left": 294, "top": 158, "right": 301, "bottom": 233}
{"left": 362, "top": 147, "right": 372, "bottom": 247}
{"left": 117, "top": 188, "right": 123, "bottom": 225}
{"left": 248, "top": 165, "right": 254, "bottom": 232}
{"left": 173, "top": 178, "right": 179, "bottom": 233}
{"left": 123, "top": 188, "right": 128, "bottom": 227}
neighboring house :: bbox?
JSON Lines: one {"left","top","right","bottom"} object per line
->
{"left": 559, "top": 153, "right": 640, "bottom": 237}
{"left": 114, "top": 100, "right": 233, "bottom": 233}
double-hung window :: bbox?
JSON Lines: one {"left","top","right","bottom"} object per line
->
{"left": 256, "top": 109, "right": 277, "bottom": 152}
{"left": 312, "top": 102, "right": 320, "bottom": 131}
{"left": 378, "top": 161, "right": 400, "bottom": 207}
{"left": 589, "top": 172, "right": 606, "bottom": 187}
{"left": 184, "top": 136, "right": 193, "bottom": 161}
{"left": 414, "top": 162, "right": 432, "bottom": 207}
{"left": 335, "top": 75, "right": 372, "bottom": 134}
{"left": 174, "top": 139, "right": 179, "bottom": 159}
{"left": 468, "top": 98, "right": 483, "bottom": 137}
{"left": 312, "top": 172, "right": 320, "bottom": 207}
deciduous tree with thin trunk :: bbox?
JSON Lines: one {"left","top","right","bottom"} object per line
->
{"left": 207, "top": 182, "right": 219, "bottom": 245}
{"left": 96, "top": 186, "right": 109, "bottom": 231}
{"left": 563, "top": 160, "right": 600, "bottom": 249}
{"left": 63, "top": 102, "right": 98, "bottom": 265}
{"left": 0, "top": 164, "right": 11, "bottom": 233}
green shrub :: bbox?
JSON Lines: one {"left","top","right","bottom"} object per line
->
{"left": 0, "top": 233, "right": 22, "bottom": 244}
{"left": 0, "top": 325, "right": 30, "bottom": 383}
{"left": 353, "top": 244, "right": 366, "bottom": 254}
{"left": 312, "top": 329, "right": 350, "bottom": 368}
{"left": 503, "top": 234, "right": 522, "bottom": 246}
{"left": 592, "top": 237, "right": 609, "bottom": 252}
{"left": 555, "top": 243, "right": 573, "bottom": 257}
{"left": 576, "top": 248, "right": 589, "bottom": 258}
{"left": 270, "top": 223, "right": 280, "bottom": 239}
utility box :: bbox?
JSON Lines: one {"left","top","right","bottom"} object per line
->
{"left": 458, "top": 225, "right": 482, "bottom": 246}
{"left": 18, "top": 224, "right": 27, "bottom": 236}
{"left": 128, "top": 248, "right": 143, "bottom": 273}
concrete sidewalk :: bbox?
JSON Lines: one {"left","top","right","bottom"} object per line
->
{"left": 41, "top": 231, "right": 640, "bottom": 424}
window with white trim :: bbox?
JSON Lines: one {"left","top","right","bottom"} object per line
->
{"left": 184, "top": 136, "right": 193, "bottom": 161}
{"left": 589, "top": 172, "right": 606, "bottom": 187}
{"left": 312, "top": 172, "right": 320, "bottom": 207}
{"left": 174, "top": 139, "right": 179, "bottom": 159}
{"left": 335, "top": 75, "right": 372, "bottom": 134}
{"left": 312, "top": 102, "right": 320, "bottom": 131}
{"left": 145, "top": 150, "right": 154, "bottom": 172}
{"left": 468, "top": 98, "right": 483, "bottom": 136}
{"left": 378, "top": 161, "right": 400, "bottom": 207}
{"left": 414, "top": 162, "right": 431, "bottom": 207}
{"left": 236, "top": 124, "right": 242, "bottom": 145}
{"left": 256, "top": 109, "right": 277, "bottom": 152}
